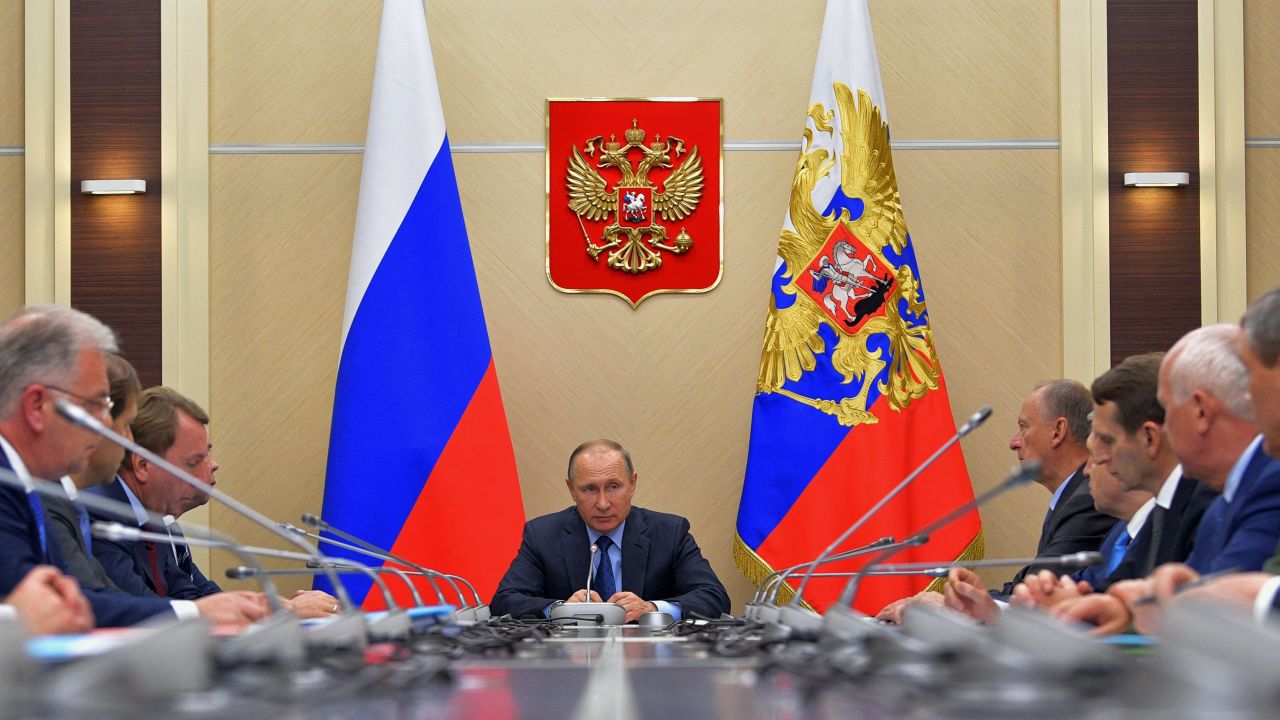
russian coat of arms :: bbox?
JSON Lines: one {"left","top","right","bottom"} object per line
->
{"left": 547, "top": 99, "right": 722, "bottom": 307}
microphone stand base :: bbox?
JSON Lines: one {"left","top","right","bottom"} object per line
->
{"left": 218, "top": 615, "right": 305, "bottom": 670}
{"left": 550, "top": 602, "right": 626, "bottom": 626}
{"left": 305, "top": 611, "right": 369, "bottom": 654}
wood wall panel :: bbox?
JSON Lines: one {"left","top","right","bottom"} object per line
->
{"left": 209, "top": 0, "right": 1057, "bottom": 145}
{"left": 1, "top": 1, "right": 22, "bottom": 318}
{"left": 1246, "top": 149, "right": 1280, "bottom": 302}
{"left": 208, "top": 154, "right": 357, "bottom": 589}
{"left": 0, "top": 0, "right": 21, "bottom": 145}
{"left": 0, "top": 158, "right": 22, "bottom": 318}
{"left": 1244, "top": 0, "right": 1280, "bottom": 137}
{"left": 1106, "top": 0, "right": 1200, "bottom": 366}
{"left": 207, "top": 2, "right": 1063, "bottom": 606}
{"left": 69, "top": 0, "right": 162, "bottom": 386}
{"left": 895, "top": 149, "right": 1062, "bottom": 587}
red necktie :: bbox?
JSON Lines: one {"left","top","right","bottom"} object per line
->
{"left": 144, "top": 540, "right": 167, "bottom": 596}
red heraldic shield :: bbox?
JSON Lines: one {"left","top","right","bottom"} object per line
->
{"left": 547, "top": 98, "right": 723, "bottom": 308}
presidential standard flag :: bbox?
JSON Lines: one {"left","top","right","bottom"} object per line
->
{"left": 320, "top": 0, "right": 524, "bottom": 609}
{"left": 735, "top": 0, "right": 981, "bottom": 614}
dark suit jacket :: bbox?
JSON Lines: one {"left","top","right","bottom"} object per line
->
{"left": 1186, "top": 443, "right": 1280, "bottom": 574}
{"left": 490, "top": 506, "right": 730, "bottom": 619}
{"left": 0, "top": 451, "right": 174, "bottom": 626}
{"left": 45, "top": 494, "right": 121, "bottom": 591}
{"left": 1149, "top": 475, "right": 1218, "bottom": 568}
{"left": 1071, "top": 517, "right": 1151, "bottom": 593}
{"left": 86, "top": 478, "right": 221, "bottom": 600}
{"left": 999, "top": 466, "right": 1115, "bottom": 597}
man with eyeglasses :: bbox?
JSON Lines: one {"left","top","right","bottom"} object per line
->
{"left": 491, "top": 439, "right": 730, "bottom": 621}
{"left": 0, "top": 304, "right": 181, "bottom": 626}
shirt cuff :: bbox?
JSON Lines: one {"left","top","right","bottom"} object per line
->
{"left": 1252, "top": 576, "right": 1280, "bottom": 624}
{"left": 652, "top": 600, "right": 682, "bottom": 621}
{"left": 0, "top": 604, "right": 16, "bottom": 621}
{"left": 170, "top": 599, "right": 200, "bottom": 621}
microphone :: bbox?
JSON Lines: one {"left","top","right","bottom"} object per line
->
{"left": 299, "top": 512, "right": 485, "bottom": 620}
{"left": 226, "top": 565, "right": 411, "bottom": 641}
{"left": 787, "top": 405, "right": 993, "bottom": 610}
{"left": 751, "top": 537, "right": 893, "bottom": 605}
{"left": 864, "top": 551, "right": 1103, "bottom": 577}
{"left": 280, "top": 523, "right": 430, "bottom": 607}
{"left": 53, "top": 400, "right": 360, "bottom": 619}
{"left": 549, "top": 542, "right": 625, "bottom": 626}
{"left": 831, "top": 460, "right": 1042, "bottom": 617}
{"left": 287, "top": 522, "right": 460, "bottom": 606}
{"left": 586, "top": 544, "right": 599, "bottom": 598}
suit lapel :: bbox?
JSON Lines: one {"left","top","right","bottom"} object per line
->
{"left": 560, "top": 510, "right": 591, "bottom": 593}
{"left": 621, "top": 509, "right": 649, "bottom": 597}
{"left": 1043, "top": 467, "right": 1087, "bottom": 548}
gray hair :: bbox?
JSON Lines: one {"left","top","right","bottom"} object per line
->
{"left": 1241, "top": 287, "right": 1280, "bottom": 367}
{"left": 0, "top": 304, "right": 118, "bottom": 417}
{"left": 1165, "top": 324, "right": 1253, "bottom": 419}
{"left": 1034, "top": 378, "right": 1093, "bottom": 446}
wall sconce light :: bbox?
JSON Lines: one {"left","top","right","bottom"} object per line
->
{"left": 1123, "top": 172, "right": 1189, "bottom": 188}
{"left": 80, "top": 179, "right": 146, "bottom": 195}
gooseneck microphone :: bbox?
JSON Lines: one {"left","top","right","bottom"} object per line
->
{"left": 281, "top": 523, "right": 432, "bottom": 606}
{"left": 585, "top": 544, "right": 599, "bottom": 599}
{"left": 298, "top": 512, "right": 475, "bottom": 612}
{"left": 752, "top": 537, "right": 894, "bottom": 605}
{"left": 863, "top": 551, "right": 1103, "bottom": 577}
{"left": 54, "top": 399, "right": 357, "bottom": 613}
{"left": 836, "top": 460, "right": 1042, "bottom": 609}
{"left": 788, "top": 405, "right": 993, "bottom": 609}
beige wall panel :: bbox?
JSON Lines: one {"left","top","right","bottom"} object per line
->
{"left": 0, "top": 0, "right": 21, "bottom": 145}
{"left": 209, "top": 0, "right": 379, "bottom": 144}
{"left": 210, "top": 0, "right": 1056, "bottom": 145}
{"left": 872, "top": 0, "right": 1059, "bottom": 139}
{"left": 1244, "top": 0, "right": 1280, "bottom": 136}
{"left": 1247, "top": 149, "right": 1280, "bottom": 301}
{"left": 896, "top": 149, "right": 1063, "bottom": 588}
{"left": 0, "top": 158, "right": 22, "bottom": 318}
{"left": 208, "top": 154, "right": 358, "bottom": 593}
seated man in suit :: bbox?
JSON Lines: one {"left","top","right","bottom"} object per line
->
{"left": 876, "top": 380, "right": 1114, "bottom": 622}
{"left": 0, "top": 304, "right": 242, "bottom": 626}
{"left": 89, "top": 386, "right": 337, "bottom": 618}
{"left": 1053, "top": 323, "right": 1280, "bottom": 634}
{"left": 1132, "top": 288, "right": 1280, "bottom": 622}
{"left": 944, "top": 459, "right": 1152, "bottom": 623}
{"left": 491, "top": 439, "right": 730, "bottom": 622}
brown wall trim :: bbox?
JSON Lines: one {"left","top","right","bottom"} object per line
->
{"left": 1107, "top": 0, "right": 1201, "bottom": 366}
{"left": 70, "top": 0, "right": 162, "bottom": 387}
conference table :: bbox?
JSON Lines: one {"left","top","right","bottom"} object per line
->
{"left": 10, "top": 607, "right": 1279, "bottom": 719}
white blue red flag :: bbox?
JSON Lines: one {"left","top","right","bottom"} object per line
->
{"left": 319, "top": 0, "right": 524, "bottom": 608}
{"left": 735, "top": 0, "right": 981, "bottom": 614}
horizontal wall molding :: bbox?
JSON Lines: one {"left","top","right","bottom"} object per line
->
{"left": 210, "top": 138, "right": 1063, "bottom": 155}
{"left": 0, "top": 147, "right": 22, "bottom": 156}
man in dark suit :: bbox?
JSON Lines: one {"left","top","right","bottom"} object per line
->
{"left": 88, "top": 386, "right": 337, "bottom": 617}
{"left": 0, "top": 305, "right": 206, "bottom": 626}
{"left": 876, "top": 380, "right": 1113, "bottom": 623}
{"left": 491, "top": 439, "right": 730, "bottom": 621}
{"left": 1055, "top": 323, "right": 1280, "bottom": 633}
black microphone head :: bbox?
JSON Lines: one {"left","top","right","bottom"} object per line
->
{"left": 958, "top": 405, "right": 994, "bottom": 435}
{"left": 301, "top": 512, "right": 322, "bottom": 528}
{"left": 225, "top": 566, "right": 257, "bottom": 580}
{"left": 1008, "top": 460, "right": 1043, "bottom": 487}
{"left": 903, "top": 533, "right": 930, "bottom": 548}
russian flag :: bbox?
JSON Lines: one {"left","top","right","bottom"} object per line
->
{"left": 318, "top": 0, "right": 524, "bottom": 609}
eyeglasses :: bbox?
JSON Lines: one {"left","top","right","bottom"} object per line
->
{"left": 45, "top": 385, "right": 115, "bottom": 418}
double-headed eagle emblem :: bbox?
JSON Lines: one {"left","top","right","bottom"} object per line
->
{"left": 758, "top": 84, "right": 940, "bottom": 426}
{"left": 566, "top": 119, "right": 705, "bottom": 274}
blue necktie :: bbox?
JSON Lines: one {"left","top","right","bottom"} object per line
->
{"left": 75, "top": 501, "right": 93, "bottom": 553}
{"left": 592, "top": 535, "right": 616, "bottom": 600}
{"left": 26, "top": 491, "right": 48, "bottom": 560}
{"left": 1105, "top": 530, "right": 1131, "bottom": 577}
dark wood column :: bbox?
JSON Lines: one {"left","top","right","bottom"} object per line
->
{"left": 1107, "top": 0, "right": 1201, "bottom": 366}
{"left": 70, "top": 0, "right": 162, "bottom": 387}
